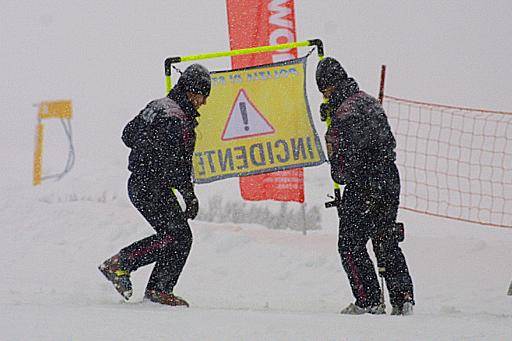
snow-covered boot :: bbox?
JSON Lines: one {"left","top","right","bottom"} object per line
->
{"left": 98, "top": 254, "right": 132, "bottom": 300}
{"left": 144, "top": 289, "right": 189, "bottom": 307}
{"left": 391, "top": 294, "right": 414, "bottom": 316}
{"left": 340, "top": 303, "right": 367, "bottom": 315}
{"left": 369, "top": 303, "right": 386, "bottom": 314}
{"left": 340, "top": 302, "right": 386, "bottom": 315}
{"left": 391, "top": 305, "right": 402, "bottom": 315}
{"left": 401, "top": 301, "right": 414, "bottom": 315}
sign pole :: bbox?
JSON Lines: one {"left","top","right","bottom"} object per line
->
{"left": 164, "top": 39, "right": 324, "bottom": 93}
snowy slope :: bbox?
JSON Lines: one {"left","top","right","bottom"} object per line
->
{"left": 1, "top": 184, "right": 511, "bottom": 340}
{"left": 1, "top": 1, "right": 512, "bottom": 340}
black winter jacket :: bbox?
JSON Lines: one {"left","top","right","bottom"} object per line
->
{"left": 122, "top": 85, "right": 199, "bottom": 197}
{"left": 324, "top": 78, "right": 396, "bottom": 186}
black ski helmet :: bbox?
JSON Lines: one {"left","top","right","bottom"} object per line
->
{"left": 316, "top": 57, "right": 348, "bottom": 92}
{"left": 178, "top": 64, "right": 211, "bottom": 96}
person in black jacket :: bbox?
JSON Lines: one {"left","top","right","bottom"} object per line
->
{"left": 99, "top": 64, "right": 211, "bottom": 307}
{"left": 317, "top": 57, "right": 414, "bottom": 315}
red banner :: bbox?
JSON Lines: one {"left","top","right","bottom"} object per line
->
{"left": 226, "top": 0, "right": 304, "bottom": 203}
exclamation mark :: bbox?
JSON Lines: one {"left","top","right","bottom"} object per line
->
{"left": 239, "top": 102, "right": 249, "bottom": 131}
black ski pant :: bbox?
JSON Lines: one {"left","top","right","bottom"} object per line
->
{"left": 337, "top": 163, "right": 414, "bottom": 308}
{"left": 119, "top": 173, "right": 192, "bottom": 294}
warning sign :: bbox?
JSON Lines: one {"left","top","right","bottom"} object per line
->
{"left": 221, "top": 89, "right": 275, "bottom": 141}
{"left": 193, "top": 57, "right": 325, "bottom": 183}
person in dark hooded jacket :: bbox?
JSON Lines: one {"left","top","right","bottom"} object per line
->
{"left": 317, "top": 57, "right": 414, "bottom": 315}
{"left": 98, "top": 64, "right": 211, "bottom": 307}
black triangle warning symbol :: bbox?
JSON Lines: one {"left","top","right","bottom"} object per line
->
{"left": 221, "top": 89, "right": 275, "bottom": 141}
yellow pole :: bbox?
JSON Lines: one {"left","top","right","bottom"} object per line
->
{"left": 165, "top": 39, "right": 324, "bottom": 93}
{"left": 33, "top": 123, "right": 44, "bottom": 186}
{"left": 180, "top": 41, "right": 311, "bottom": 63}
{"left": 165, "top": 76, "right": 173, "bottom": 94}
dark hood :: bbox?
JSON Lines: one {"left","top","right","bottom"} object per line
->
{"left": 329, "top": 77, "right": 360, "bottom": 111}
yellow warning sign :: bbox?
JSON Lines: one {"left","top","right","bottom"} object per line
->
{"left": 194, "top": 57, "right": 325, "bottom": 183}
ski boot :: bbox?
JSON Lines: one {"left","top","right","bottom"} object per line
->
{"left": 340, "top": 302, "right": 386, "bottom": 315}
{"left": 98, "top": 254, "right": 132, "bottom": 300}
{"left": 144, "top": 289, "right": 189, "bottom": 307}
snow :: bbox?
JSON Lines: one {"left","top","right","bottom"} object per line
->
{"left": 2, "top": 184, "right": 511, "bottom": 340}
{"left": 2, "top": 1, "right": 512, "bottom": 340}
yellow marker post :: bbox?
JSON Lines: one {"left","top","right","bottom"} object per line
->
{"left": 33, "top": 123, "right": 44, "bottom": 186}
{"left": 33, "top": 100, "right": 73, "bottom": 185}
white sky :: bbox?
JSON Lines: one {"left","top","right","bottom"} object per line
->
{"left": 2, "top": 1, "right": 511, "bottom": 110}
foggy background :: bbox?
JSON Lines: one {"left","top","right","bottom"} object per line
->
{"left": 2, "top": 0, "right": 511, "bottom": 197}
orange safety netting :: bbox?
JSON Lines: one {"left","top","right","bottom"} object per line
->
{"left": 384, "top": 95, "right": 512, "bottom": 228}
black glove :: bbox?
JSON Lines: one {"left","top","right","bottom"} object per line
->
{"left": 320, "top": 102, "right": 332, "bottom": 121}
{"left": 183, "top": 192, "right": 199, "bottom": 220}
